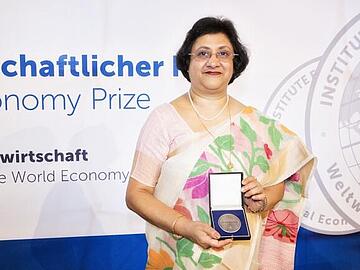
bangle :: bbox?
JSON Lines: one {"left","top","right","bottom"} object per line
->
{"left": 171, "top": 214, "right": 184, "bottom": 234}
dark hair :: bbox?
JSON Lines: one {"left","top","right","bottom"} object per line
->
{"left": 176, "top": 17, "right": 249, "bottom": 84}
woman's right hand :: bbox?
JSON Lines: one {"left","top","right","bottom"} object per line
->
{"left": 175, "top": 218, "right": 232, "bottom": 249}
{"left": 126, "top": 178, "right": 232, "bottom": 249}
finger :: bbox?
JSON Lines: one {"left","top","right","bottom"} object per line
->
{"left": 204, "top": 226, "right": 221, "bottom": 239}
{"left": 243, "top": 183, "right": 262, "bottom": 196}
{"left": 218, "top": 238, "right": 233, "bottom": 246}
{"left": 243, "top": 197, "right": 252, "bottom": 205}
{"left": 198, "top": 241, "right": 211, "bottom": 249}
{"left": 242, "top": 176, "right": 256, "bottom": 185}
{"left": 241, "top": 181, "right": 258, "bottom": 193}
{"left": 251, "top": 193, "right": 266, "bottom": 201}
{"left": 245, "top": 186, "right": 263, "bottom": 197}
{"left": 198, "top": 234, "right": 218, "bottom": 249}
{"left": 208, "top": 238, "right": 232, "bottom": 248}
{"left": 244, "top": 199, "right": 261, "bottom": 211}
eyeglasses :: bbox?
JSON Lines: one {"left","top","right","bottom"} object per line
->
{"left": 188, "top": 49, "right": 239, "bottom": 61}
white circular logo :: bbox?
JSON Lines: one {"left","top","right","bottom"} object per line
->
{"left": 306, "top": 14, "right": 360, "bottom": 230}
{"left": 265, "top": 58, "right": 357, "bottom": 234}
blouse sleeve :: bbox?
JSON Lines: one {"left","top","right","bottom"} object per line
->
{"left": 130, "top": 107, "right": 171, "bottom": 187}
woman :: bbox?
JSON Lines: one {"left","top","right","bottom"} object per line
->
{"left": 126, "top": 17, "right": 315, "bottom": 270}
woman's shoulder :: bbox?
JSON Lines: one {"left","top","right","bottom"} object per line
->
{"left": 150, "top": 102, "right": 174, "bottom": 114}
{"left": 146, "top": 101, "right": 190, "bottom": 132}
{"left": 169, "top": 93, "right": 188, "bottom": 110}
{"left": 232, "top": 99, "right": 298, "bottom": 139}
{"left": 230, "top": 99, "right": 272, "bottom": 121}
{"left": 229, "top": 97, "right": 259, "bottom": 116}
{"left": 230, "top": 97, "right": 258, "bottom": 118}
{"left": 145, "top": 103, "right": 178, "bottom": 122}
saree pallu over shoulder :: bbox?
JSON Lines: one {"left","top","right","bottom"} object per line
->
{"left": 145, "top": 107, "right": 315, "bottom": 270}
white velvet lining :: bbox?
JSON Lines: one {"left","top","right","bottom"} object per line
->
{"left": 209, "top": 173, "right": 243, "bottom": 210}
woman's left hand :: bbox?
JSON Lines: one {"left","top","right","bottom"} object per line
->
{"left": 242, "top": 176, "right": 267, "bottom": 213}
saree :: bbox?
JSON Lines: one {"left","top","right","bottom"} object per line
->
{"left": 145, "top": 106, "right": 315, "bottom": 270}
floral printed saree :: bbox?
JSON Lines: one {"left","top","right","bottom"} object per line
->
{"left": 145, "top": 107, "right": 315, "bottom": 270}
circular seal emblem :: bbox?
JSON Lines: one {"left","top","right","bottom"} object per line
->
{"left": 264, "top": 58, "right": 357, "bottom": 234}
{"left": 218, "top": 213, "right": 241, "bottom": 233}
{"left": 306, "top": 14, "right": 360, "bottom": 230}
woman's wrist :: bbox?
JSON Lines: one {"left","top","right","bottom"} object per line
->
{"left": 171, "top": 214, "right": 185, "bottom": 234}
{"left": 173, "top": 215, "right": 195, "bottom": 240}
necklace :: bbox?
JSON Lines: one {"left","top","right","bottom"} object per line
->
{"left": 189, "top": 93, "right": 234, "bottom": 170}
{"left": 188, "top": 91, "right": 229, "bottom": 121}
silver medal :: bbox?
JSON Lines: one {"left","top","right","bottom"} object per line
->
{"left": 218, "top": 213, "right": 241, "bottom": 233}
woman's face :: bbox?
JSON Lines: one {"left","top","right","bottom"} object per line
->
{"left": 188, "top": 33, "right": 234, "bottom": 94}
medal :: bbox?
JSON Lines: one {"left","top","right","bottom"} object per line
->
{"left": 218, "top": 213, "right": 241, "bottom": 233}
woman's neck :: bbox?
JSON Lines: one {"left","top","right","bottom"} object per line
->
{"left": 189, "top": 87, "right": 228, "bottom": 108}
{"left": 188, "top": 87, "right": 230, "bottom": 122}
